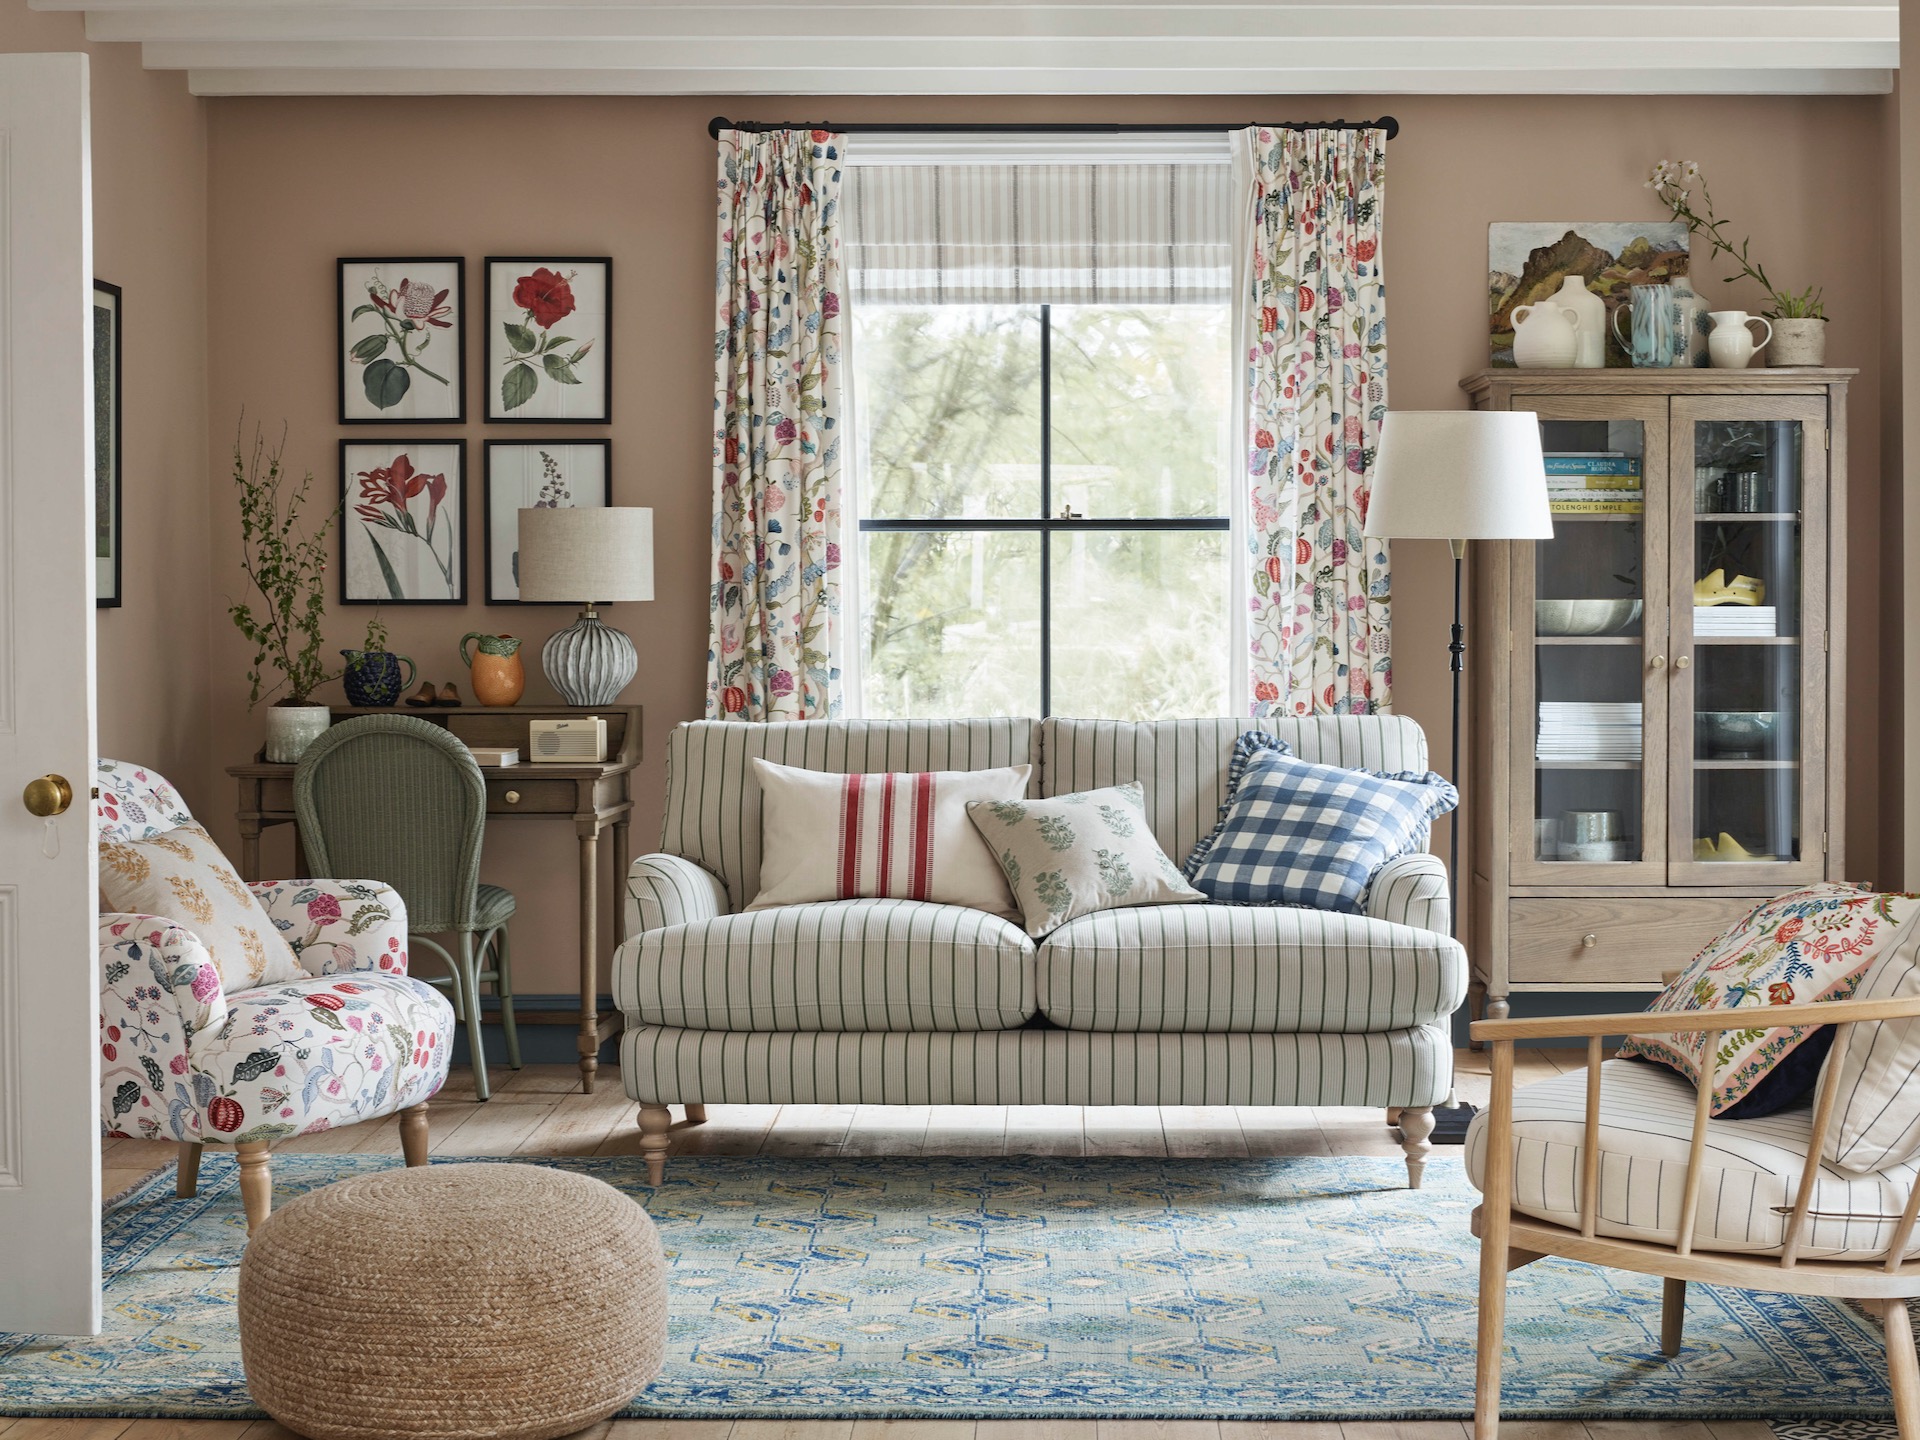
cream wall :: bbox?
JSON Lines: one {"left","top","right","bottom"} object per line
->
{"left": 0, "top": 15, "right": 211, "bottom": 800}
{"left": 201, "top": 92, "right": 1898, "bottom": 998}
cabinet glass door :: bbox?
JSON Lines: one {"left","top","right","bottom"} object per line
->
{"left": 1510, "top": 395, "right": 1669, "bottom": 886}
{"left": 1668, "top": 396, "right": 1827, "bottom": 885}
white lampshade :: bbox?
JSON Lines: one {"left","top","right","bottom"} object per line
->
{"left": 1364, "top": 411, "right": 1553, "bottom": 542}
{"left": 517, "top": 507, "right": 655, "bottom": 604}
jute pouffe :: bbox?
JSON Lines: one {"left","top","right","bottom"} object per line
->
{"left": 238, "top": 1164, "right": 666, "bottom": 1440}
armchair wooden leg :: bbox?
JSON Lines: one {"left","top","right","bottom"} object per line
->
{"left": 176, "top": 1142, "right": 203, "bottom": 1199}
{"left": 235, "top": 1142, "right": 273, "bottom": 1235}
{"left": 400, "top": 1102, "right": 430, "bottom": 1167}
{"left": 638, "top": 1103, "right": 672, "bottom": 1187}
{"left": 1885, "top": 1297, "right": 1920, "bottom": 1439}
{"left": 1661, "top": 1277, "right": 1687, "bottom": 1357}
{"left": 1385, "top": 1106, "right": 1404, "bottom": 1128}
{"left": 684, "top": 1103, "right": 708, "bottom": 1125}
{"left": 1398, "top": 1106, "right": 1436, "bottom": 1190}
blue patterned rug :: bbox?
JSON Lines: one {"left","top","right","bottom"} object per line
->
{"left": 0, "top": 1152, "right": 1900, "bottom": 1421}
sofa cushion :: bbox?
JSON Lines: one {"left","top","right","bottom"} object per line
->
{"left": 614, "top": 899, "right": 1037, "bottom": 1033}
{"left": 1465, "top": 1059, "right": 1920, "bottom": 1262}
{"left": 1041, "top": 715, "right": 1432, "bottom": 872}
{"left": 1035, "top": 903, "right": 1466, "bottom": 1033}
{"left": 659, "top": 719, "right": 1037, "bottom": 908}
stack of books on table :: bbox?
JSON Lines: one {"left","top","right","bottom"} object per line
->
{"left": 1536, "top": 701, "right": 1644, "bottom": 763}
{"left": 1546, "top": 452, "right": 1643, "bottom": 515}
{"left": 1694, "top": 606, "right": 1777, "bottom": 638}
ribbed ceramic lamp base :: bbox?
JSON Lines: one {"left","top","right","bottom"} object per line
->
{"left": 542, "top": 613, "right": 637, "bottom": 707}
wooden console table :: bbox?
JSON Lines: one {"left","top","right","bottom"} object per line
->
{"left": 228, "top": 704, "right": 640, "bottom": 1094}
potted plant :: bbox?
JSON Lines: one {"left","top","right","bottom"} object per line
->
{"left": 227, "top": 422, "right": 382, "bottom": 760}
{"left": 1648, "top": 159, "right": 1827, "bottom": 366}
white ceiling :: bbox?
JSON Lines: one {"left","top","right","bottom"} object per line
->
{"left": 35, "top": 0, "right": 1897, "bottom": 98}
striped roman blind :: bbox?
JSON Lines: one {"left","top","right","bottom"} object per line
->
{"left": 842, "top": 161, "right": 1232, "bottom": 306}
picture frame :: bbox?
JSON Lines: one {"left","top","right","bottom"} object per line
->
{"left": 93, "top": 279, "right": 122, "bottom": 608}
{"left": 483, "top": 439, "right": 611, "bottom": 604}
{"left": 1488, "top": 222, "right": 1691, "bottom": 368}
{"left": 484, "top": 256, "right": 611, "bottom": 424}
{"left": 340, "top": 439, "right": 467, "bottom": 605}
{"left": 338, "top": 257, "right": 466, "bottom": 423}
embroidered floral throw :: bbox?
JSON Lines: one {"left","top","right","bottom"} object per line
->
{"left": 708, "top": 128, "right": 846, "bottom": 720}
{"left": 1238, "top": 126, "right": 1391, "bottom": 716}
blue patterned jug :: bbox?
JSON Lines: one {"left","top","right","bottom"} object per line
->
{"left": 340, "top": 648, "right": 416, "bottom": 707}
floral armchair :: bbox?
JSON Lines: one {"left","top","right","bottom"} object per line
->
{"left": 96, "top": 759, "right": 455, "bottom": 1232}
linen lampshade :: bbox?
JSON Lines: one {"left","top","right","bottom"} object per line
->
{"left": 517, "top": 507, "right": 655, "bottom": 604}
{"left": 1364, "top": 411, "right": 1552, "bottom": 542}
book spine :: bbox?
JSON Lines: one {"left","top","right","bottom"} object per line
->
{"left": 1550, "top": 500, "right": 1645, "bottom": 513}
{"left": 1544, "top": 456, "right": 1643, "bottom": 477}
{"left": 1545, "top": 474, "right": 1642, "bottom": 491}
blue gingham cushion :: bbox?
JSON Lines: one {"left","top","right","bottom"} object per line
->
{"left": 1184, "top": 732, "right": 1458, "bottom": 913}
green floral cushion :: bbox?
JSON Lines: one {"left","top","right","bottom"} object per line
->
{"left": 966, "top": 782, "right": 1204, "bottom": 939}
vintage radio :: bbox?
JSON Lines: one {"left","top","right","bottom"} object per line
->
{"left": 528, "top": 716, "right": 608, "bottom": 764}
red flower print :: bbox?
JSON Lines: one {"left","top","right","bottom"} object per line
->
{"left": 1298, "top": 285, "right": 1315, "bottom": 312}
{"left": 722, "top": 686, "right": 747, "bottom": 714}
{"left": 1350, "top": 237, "right": 1377, "bottom": 263}
{"left": 170, "top": 1053, "right": 190, "bottom": 1075}
{"left": 1254, "top": 680, "right": 1280, "bottom": 703}
{"left": 309, "top": 993, "right": 346, "bottom": 1011}
{"left": 1767, "top": 982, "right": 1796, "bottom": 1005}
{"left": 724, "top": 436, "right": 740, "bottom": 465}
{"left": 101, "top": 1042, "right": 117, "bottom": 1061}
{"left": 822, "top": 291, "right": 841, "bottom": 318}
{"left": 207, "top": 1096, "right": 245, "bottom": 1133}
{"left": 1254, "top": 428, "right": 1275, "bottom": 451}
{"left": 1265, "top": 556, "right": 1285, "bottom": 584}
{"left": 774, "top": 417, "right": 798, "bottom": 443}
{"left": 191, "top": 966, "right": 220, "bottom": 1002}
{"left": 513, "top": 268, "right": 577, "bottom": 330}
{"left": 1296, "top": 537, "right": 1313, "bottom": 564}
{"left": 306, "top": 893, "right": 342, "bottom": 925}
{"left": 1260, "top": 306, "right": 1280, "bottom": 334}
{"left": 1775, "top": 917, "right": 1805, "bottom": 944}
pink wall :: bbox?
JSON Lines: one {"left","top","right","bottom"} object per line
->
{"left": 200, "top": 91, "right": 1899, "bottom": 998}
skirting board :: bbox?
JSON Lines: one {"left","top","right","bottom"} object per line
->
{"left": 450, "top": 991, "right": 620, "bottom": 1069}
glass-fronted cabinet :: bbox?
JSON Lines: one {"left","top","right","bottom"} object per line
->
{"left": 1464, "top": 370, "right": 1848, "bottom": 1016}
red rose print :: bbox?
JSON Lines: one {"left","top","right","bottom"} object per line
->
{"left": 513, "top": 268, "right": 577, "bottom": 330}
{"left": 208, "top": 1096, "right": 245, "bottom": 1133}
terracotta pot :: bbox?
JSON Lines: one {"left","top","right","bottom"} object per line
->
{"left": 460, "top": 632, "right": 526, "bottom": 707}
{"left": 1768, "top": 317, "right": 1828, "bottom": 367}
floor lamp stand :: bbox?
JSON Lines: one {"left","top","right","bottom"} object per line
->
{"left": 1431, "top": 536, "right": 1479, "bottom": 1145}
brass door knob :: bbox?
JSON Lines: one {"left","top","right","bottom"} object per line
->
{"left": 1674, "top": 655, "right": 1692, "bottom": 670}
{"left": 504, "top": 790, "right": 521, "bottom": 805}
{"left": 1649, "top": 654, "right": 1666, "bottom": 670}
{"left": 23, "top": 774, "right": 73, "bottom": 817}
{"left": 1581, "top": 932, "right": 1599, "bottom": 949}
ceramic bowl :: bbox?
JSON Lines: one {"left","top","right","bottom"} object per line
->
{"left": 1535, "top": 599, "right": 1644, "bottom": 636}
{"left": 1697, "top": 711, "right": 1779, "bottom": 757}
{"left": 1561, "top": 840, "right": 1630, "bottom": 864}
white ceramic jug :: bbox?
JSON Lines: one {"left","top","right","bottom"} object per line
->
{"left": 1707, "top": 310, "right": 1773, "bottom": 370}
{"left": 1550, "top": 274, "right": 1607, "bottom": 368}
{"left": 1510, "top": 301, "right": 1580, "bottom": 369}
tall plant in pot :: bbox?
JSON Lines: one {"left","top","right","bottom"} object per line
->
{"left": 1647, "top": 159, "right": 1828, "bottom": 366}
{"left": 227, "top": 422, "right": 379, "bottom": 761}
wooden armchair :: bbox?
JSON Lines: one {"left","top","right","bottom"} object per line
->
{"left": 1470, "top": 995, "right": 1920, "bottom": 1440}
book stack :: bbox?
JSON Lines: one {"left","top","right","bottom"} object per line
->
{"left": 1537, "top": 701, "right": 1643, "bottom": 763}
{"left": 1694, "top": 606, "right": 1777, "bottom": 638}
{"left": 1546, "top": 452, "right": 1643, "bottom": 515}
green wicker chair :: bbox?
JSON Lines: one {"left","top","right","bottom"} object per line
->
{"left": 294, "top": 714, "right": 520, "bottom": 1100}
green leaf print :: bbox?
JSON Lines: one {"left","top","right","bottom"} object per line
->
{"left": 1037, "top": 814, "right": 1076, "bottom": 851}
{"left": 1097, "top": 804, "right": 1136, "bottom": 838}
{"left": 1000, "top": 849, "right": 1021, "bottom": 891}
{"left": 1034, "top": 869, "right": 1071, "bottom": 919}
{"left": 1095, "top": 849, "right": 1134, "bottom": 899}
{"left": 985, "top": 801, "right": 1026, "bottom": 824}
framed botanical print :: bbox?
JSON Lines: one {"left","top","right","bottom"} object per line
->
{"left": 483, "top": 440, "right": 611, "bottom": 603}
{"left": 93, "top": 279, "right": 122, "bottom": 608}
{"left": 339, "top": 257, "right": 466, "bottom": 423}
{"left": 484, "top": 256, "right": 611, "bottom": 423}
{"left": 341, "top": 439, "right": 467, "bottom": 605}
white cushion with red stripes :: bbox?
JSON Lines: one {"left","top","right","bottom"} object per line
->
{"left": 746, "top": 757, "right": 1031, "bottom": 918}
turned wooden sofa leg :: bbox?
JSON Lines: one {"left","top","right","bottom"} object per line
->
{"left": 236, "top": 1141, "right": 273, "bottom": 1234}
{"left": 176, "top": 1141, "right": 203, "bottom": 1199}
{"left": 1661, "top": 1278, "right": 1687, "bottom": 1357}
{"left": 684, "top": 1103, "right": 708, "bottom": 1125}
{"left": 400, "top": 1102, "right": 430, "bottom": 1167}
{"left": 1398, "top": 1106, "right": 1435, "bottom": 1189}
{"left": 1884, "top": 1297, "right": 1920, "bottom": 1439}
{"left": 639, "top": 1103, "right": 672, "bottom": 1186}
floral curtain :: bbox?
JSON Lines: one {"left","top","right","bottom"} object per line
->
{"left": 1237, "top": 126, "right": 1391, "bottom": 716}
{"left": 707, "top": 128, "right": 845, "bottom": 721}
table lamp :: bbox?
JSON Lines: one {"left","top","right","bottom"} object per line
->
{"left": 517, "top": 507, "right": 654, "bottom": 706}
{"left": 1363, "top": 411, "right": 1552, "bottom": 932}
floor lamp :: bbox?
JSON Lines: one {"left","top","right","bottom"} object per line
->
{"left": 1365, "top": 412, "right": 1551, "bottom": 1130}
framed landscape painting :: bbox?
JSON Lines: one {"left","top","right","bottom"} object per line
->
{"left": 341, "top": 439, "right": 467, "bottom": 605}
{"left": 339, "top": 257, "right": 466, "bottom": 423}
{"left": 1488, "top": 222, "right": 1690, "bottom": 367}
{"left": 484, "top": 256, "right": 611, "bottom": 423}
{"left": 483, "top": 439, "right": 611, "bottom": 603}
{"left": 93, "top": 279, "right": 121, "bottom": 608}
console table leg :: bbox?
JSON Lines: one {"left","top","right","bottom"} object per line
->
{"left": 578, "top": 828, "right": 600, "bottom": 1095}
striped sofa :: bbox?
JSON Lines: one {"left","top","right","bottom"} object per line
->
{"left": 613, "top": 716, "right": 1467, "bottom": 1187}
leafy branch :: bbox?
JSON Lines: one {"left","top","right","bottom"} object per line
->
{"left": 1646, "top": 160, "right": 1825, "bottom": 320}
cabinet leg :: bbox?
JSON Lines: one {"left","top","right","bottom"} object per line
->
{"left": 578, "top": 829, "right": 601, "bottom": 1096}
{"left": 1487, "top": 995, "right": 1511, "bottom": 1022}
{"left": 1467, "top": 980, "right": 1488, "bottom": 1052}
{"left": 236, "top": 1142, "right": 272, "bottom": 1235}
{"left": 176, "top": 1141, "right": 203, "bottom": 1198}
{"left": 638, "top": 1102, "right": 671, "bottom": 1187}
{"left": 685, "top": 1103, "right": 708, "bottom": 1125}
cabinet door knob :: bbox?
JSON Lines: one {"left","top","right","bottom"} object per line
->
{"left": 1649, "top": 654, "right": 1666, "bottom": 670}
{"left": 1581, "top": 932, "right": 1598, "bottom": 949}
{"left": 504, "top": 790, "right": 521, "bottom": 805}
{"left": 1674, "top": 655, "right": 1691, "bottom": 670}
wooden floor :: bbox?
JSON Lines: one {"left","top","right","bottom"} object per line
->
{"left": 82, "top": 1049, "right": 1801, "bottom": 1440}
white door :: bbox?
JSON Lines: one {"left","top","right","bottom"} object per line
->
{"left": 0, "top": 52, "right": 101, "bottom": 1336}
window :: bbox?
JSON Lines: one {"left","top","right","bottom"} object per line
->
{"left": 844, "top": 149, "right": 1234, "bottom": 720}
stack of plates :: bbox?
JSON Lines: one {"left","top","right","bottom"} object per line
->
{"left": 1537, "top": 701, "right": 1643, "bottom": 762}
{"left": 1695, "top": 606, "right": 1777, "bottom": 637}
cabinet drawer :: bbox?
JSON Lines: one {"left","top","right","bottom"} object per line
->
{"left": 486, "top": 778, "right": 577, "bottom": 814}
{"left": 1508, "top": 897, "right": 1759, "bottom": 984}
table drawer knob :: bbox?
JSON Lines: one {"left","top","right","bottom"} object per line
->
{"left": 1581, "top": 932, "right": 1598, "bottom": 949}
{"left": 504, "top": 790, "right": 521, "bottom": 805}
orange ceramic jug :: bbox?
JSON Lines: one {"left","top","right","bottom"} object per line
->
{"left": 460, "top": 632, "right": 525, "bottom": 707}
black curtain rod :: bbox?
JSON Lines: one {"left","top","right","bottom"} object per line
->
{"left": 708, "top": 115, "right": 1398, "bottom": 141}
